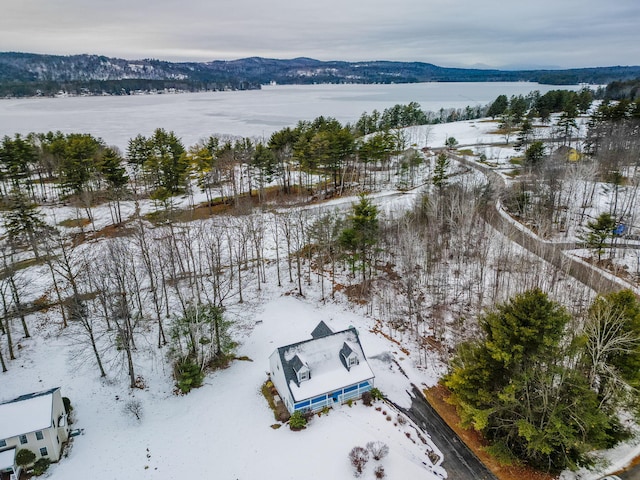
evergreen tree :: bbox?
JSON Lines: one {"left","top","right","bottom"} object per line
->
{"left": 0, "top": 134, "right": 37, "bottom": 191}
{"left": 514, "top": 119, "right": 534, "bottom": 152}
{"left": 140, "top": 129, "right": 189, "bottom": 200}
{"left": 445, "top": 289, "right": 617, "bottom": 472}
{"left": 524, "top": 141, "right": 546, "bottom": 169}
{"left": 339, "top": 194, "right": 379, "bottom": 283}
{"left": 3, "top": 190, "right": 49, "bottom": 259}
{"left": 251, "top": 143, "right": 278, "bottom": 201}
{"left": 487, "top": 94, "right": 509, "bottom": 118}
{"left": 98, "top": 147, "right": 129, "bottom": 223}
{"left": 432, "top": 153, "right": 450, "bottom": 190}
{"left": 582, "top": 212, "right": 616, "bottom": 261}
{"left": 54, "top": 133, "right": 104, "bottom": 196}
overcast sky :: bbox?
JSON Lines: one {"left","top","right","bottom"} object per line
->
{"left": 1, "top": 0, "right": 638, "bottom": 68}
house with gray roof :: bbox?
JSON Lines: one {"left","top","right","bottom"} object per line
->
{"left": 269, "top": 321, "right": 375, "bottom": 414}
{"left": 0, "top": 387, "right": 70, "bottom": 479}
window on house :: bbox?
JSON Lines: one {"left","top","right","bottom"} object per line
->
{"left": 40, "top": 447, "right": 48, "bottom": 457}
{"left": 19, "top": 435, "right": 28, "bottom": 444}
{"left": 298, "top": 369, "right": 309, "bottom": 382}
{"left": 36, "top": 431, "right": 44, "bottom": 440}
{"left": 0, "top": 439, "right": 6, "bottom": 447}
{"left": 349, "top": 355, "right": 358, "bottom": 366}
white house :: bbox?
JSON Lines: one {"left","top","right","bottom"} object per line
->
{"left": 269, "top": 321, "right": 375, "bottom": 414}
{"left": 0, "top": 387, "right": 70, "bottom": 477}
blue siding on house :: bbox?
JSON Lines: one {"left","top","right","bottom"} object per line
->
{"left": 293, "top": 380, "right": 374, "bottom": 413}
{"left": 311, "top": 395, "right": 327, "bottom": 404}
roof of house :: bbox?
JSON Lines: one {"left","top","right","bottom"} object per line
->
{"left": 290, "top": 354, "right": 306, "bottom": 372}
{"left": 340, "top": 342, "right": 356, "bottom": 370}
{"left": 0, "top": 388, "right": 59, "bottom": 440}
{"left": 0, "top": 448, "right": 16, "bottom": 471}
{"left": 310, "top": 320, "right": 333, "bottom": 339}
{"left": 275, "top": 323, "right": 374, "bottom": 403}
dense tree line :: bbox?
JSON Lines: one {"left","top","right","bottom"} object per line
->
{"left": 0, "top": 79, "right": 260, "bottom": 98}
{"left": 355, "top": 101, "right": 488, "bottom": 136}
{"left": 3, "top": 52, "right": 640, "bottom": 98}
{"left": 600, "top": 77, "right": 640, "bottom": 101}
{"left": 445, "top": 288, "right": 640, "bottom": 472}
{"left": 487, "top": 88, "right": 593, "bottom": 124}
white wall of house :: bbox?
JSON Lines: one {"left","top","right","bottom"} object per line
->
{"left": 269, "top": 351, "right": 294, "bottom": 413}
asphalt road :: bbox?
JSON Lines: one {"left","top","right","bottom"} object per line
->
{"left": 400, "top": 385, "right": 497, "bottom": 480}
{"left": 620, "top": 466, "right": 640, "bottom": 479}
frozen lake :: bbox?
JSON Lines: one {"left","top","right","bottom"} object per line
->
{"left": 0, "top": 82, "right": 578, "bottom": 151}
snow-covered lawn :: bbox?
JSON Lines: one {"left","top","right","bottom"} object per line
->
{"left": 2, "top": 287, "right": 445, "bottom": 479}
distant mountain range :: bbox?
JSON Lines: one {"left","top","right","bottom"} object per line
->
{"left": 1, "top": 52, "right": 639, "bottom": 98}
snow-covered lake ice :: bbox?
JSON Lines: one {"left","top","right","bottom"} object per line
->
{"left": 0, "top": 82, "right": 578, "bottom": 151}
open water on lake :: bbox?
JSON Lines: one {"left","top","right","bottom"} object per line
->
{"left": 0, "top": 82, "right": 578, "bottom": 151}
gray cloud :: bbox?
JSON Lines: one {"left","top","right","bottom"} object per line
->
{"left": 0, "top": 0, "right": 638, "bottom": 68}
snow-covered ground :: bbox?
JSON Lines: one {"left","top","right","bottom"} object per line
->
{"left": 2, "top": 283, "right": 446, "bottom": 480}
{"left": 2, "top": 110, "right": 639, "bottom": 480}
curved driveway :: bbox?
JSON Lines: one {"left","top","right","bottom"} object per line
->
{"left": 401, "top": 385, "right": 497, "bottom": 480}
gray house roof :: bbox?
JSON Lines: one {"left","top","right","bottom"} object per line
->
{"left": 274, "top": 322, "right": 374, "bottom": 403}
{"left": 310, "top": 320, "right": 333, "bottom": 339}
{"left": 290, "top": 355, "right": 306, "bottom": 373}
{"left": 340, "top": 342, "right": 355, "bottom": 370}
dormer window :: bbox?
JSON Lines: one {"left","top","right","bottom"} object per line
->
{"left": 298, "top": 368, "right": 310, "bottom": 382}
{"left": 291, "top": 354, "right": 310, "bottom": 383}
{"left": 341, "top": 342, "right": 359, "bottom": 370}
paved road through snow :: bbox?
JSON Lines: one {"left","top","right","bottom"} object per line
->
{"left": 401, "top": 385, "right": 497, "bottom": 480}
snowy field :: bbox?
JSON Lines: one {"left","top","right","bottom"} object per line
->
{"left": 2, "top": 282, "right": 447, "bottom": 480}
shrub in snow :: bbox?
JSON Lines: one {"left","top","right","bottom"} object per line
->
{"left": 366, "top": 441, "right": 389, "bottom": 461}
{"left": 289, "top": 411, "right": 307, "bottom": 430}
{"left": 124, "top": 399, "right": 144, "bottom": 421}
{"left": 349, "top": 446, "right": 369, "bottom": 477}
{"left": 174, "top": 358, "right": 204, "bottom": 394}
{"left": 63, "top": 396, "right": 73, "bottom": 414}
{"left": 369, "top": 387, "right": 384, "bottom": 400}
{"left": 33, "top": 457, "right": 51, "bottom": 476}
{"left": 16, "top": 449, "right": 36, "bottom": 467}
{"left": 374, "top": 465, "right": 386, "bottom": 479}
{"left": 361, "top": 391, "right": 373, "bottom": 406}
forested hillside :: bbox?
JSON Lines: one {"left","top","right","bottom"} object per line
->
{"left": 1, "top": 51, "right": 640, "bottom": 97}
